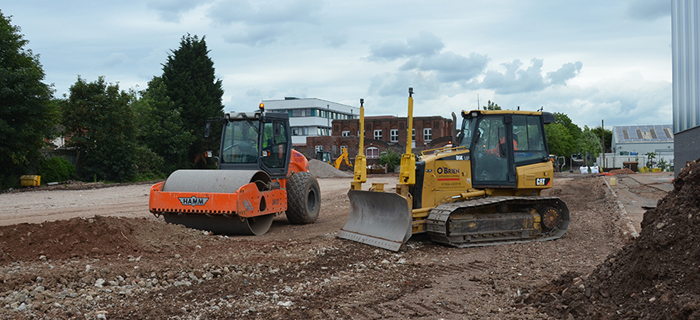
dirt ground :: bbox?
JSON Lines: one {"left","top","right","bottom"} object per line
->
{"left": 0, "top": 168, "right": 675, "bottom": 319}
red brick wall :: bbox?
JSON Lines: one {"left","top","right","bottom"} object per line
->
{"left": 297, "top": 116, "right": 454, "bottom": 167}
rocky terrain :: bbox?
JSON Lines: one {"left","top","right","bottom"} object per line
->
{"left": 0, "top": 163, "right": 684, "bottom": 319}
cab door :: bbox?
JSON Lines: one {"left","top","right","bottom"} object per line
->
{"left": 260, "top": 113, "right": 291, "bottom": 178}
{"left": 471, "top": 115, "right": 516, "bottom": 188}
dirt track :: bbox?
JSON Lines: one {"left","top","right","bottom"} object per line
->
{"left": 0, "top": 172, "right": 669, "bottom": 319}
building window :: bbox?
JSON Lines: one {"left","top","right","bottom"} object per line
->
{"left": 342, "top": 131, "right": 350, "bottom": 137}
{"left": 390, "top": 129, "right": 398, "bottom": 142}
{"left": 366, "top": 147, "right": 379, "bottom": 159}
{"left": 374, "top": 129, "right": 383, "bottom": 140}
{"left": 412, "top": 128, "right": 416, "bottom": 148}
{"left": 423, "top": 128, "right": 432, "bottom": 142}
{"left": 291, "top": 109, "right": 302, "bottom": 117}
{"left": 315, "top": 145, "right": 323, "bottom": 152}
{"left": 292, "top": 127, "right": 300, "bottom": 136}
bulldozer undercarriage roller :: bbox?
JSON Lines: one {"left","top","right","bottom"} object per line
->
{"left": 426, "top": 196, "right": 570, "bottom": 248}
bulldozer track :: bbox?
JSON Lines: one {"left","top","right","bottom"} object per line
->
{"left": 427, "top": 196, "right": 570, "bottom": 248}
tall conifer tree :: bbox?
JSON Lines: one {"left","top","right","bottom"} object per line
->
{"left": 161, "top": 34, "right": 224, "bottom": 167}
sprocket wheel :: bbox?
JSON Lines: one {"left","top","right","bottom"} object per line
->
{"left": 540, "top": 206, "right": 562, "bottom": 231}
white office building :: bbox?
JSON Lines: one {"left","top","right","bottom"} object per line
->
{"left": 598, "top": 125, "right": 674, "bottom": 169}
{"left": 262, "top": 97, "right": 360, "bottom": 145}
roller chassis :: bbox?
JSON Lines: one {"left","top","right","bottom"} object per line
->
{"left": 426, "top": 196, "right": 570, "bottom": 248}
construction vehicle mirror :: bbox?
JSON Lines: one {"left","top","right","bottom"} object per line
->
{"left": 204, "top": 122, "right": 211, "bottom": 138}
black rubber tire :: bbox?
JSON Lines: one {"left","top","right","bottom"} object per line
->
{"left": 286, "top": 171, "right": 321, "bottom": 224}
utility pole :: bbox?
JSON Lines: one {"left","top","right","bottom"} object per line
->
{"left": 602, "top": 119, "right": 605, "bottom": 169}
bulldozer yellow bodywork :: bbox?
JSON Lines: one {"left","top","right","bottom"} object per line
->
{"left": 338, "top": 88, "right": 570, "bottom": 251}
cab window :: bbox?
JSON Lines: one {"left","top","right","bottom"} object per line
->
{"left": 512, "top": 115, "right": 547, "bottom": 165}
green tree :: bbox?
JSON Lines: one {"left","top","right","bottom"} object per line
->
{"left": 545, "top": 122, "right": 576, "bottom": 159}
{"left": 378, "top": 148, "right": 401, "bottom": 172}
{"left": 0, "top": 11, "right": 58, "bottom": 188}
{"left": 645, "top": 152, "right": 657, "bottom": 168}
{"left": 590, "top": 126, "right": 612, "bottom": 152}
{"left": 578, "top": 126, "right": 603, "bottom": 165}
{"left": 553, "top": 112, "right": 582, "bottom": 142}
{"left": 133, "top": 76, "right": 196, "bottom": 173}
{"left": 162, "top": 34, "right": 224, "bottom": 168}
{"left": 482, "top": 100, "right": 502, "bottom": 110}
{"left": 62, "top": 76, "right": 137, "bottom": 182}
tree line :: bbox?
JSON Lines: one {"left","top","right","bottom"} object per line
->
{"left": 1, "top": 11, "right": 223, "bottom": 188}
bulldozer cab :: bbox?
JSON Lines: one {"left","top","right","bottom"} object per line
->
{"left": 219, "top": 111, "right": 291, "bottom": 178}
{"left": 461, "top": 111, "right": 551, "bottom": 188}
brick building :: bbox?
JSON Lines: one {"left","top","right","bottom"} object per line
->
{"left": 300, "top": 115, "right": 454, "bottom": 168}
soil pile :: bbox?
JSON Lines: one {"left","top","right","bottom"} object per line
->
{"left": 0, "top": 216, "right": 199, "bottom": 263}
{"left": 308, "top": 159, "right": 352, "bottom": 178}
{"left": 529, "top": 158, "right": 700, "bottom": 319}
{"left": 610, "top": 168, "right": 636, "bottom": 174}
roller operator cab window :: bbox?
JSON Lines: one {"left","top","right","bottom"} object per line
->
{"left": 261, "top": 121, "right": 288, "bottom": 169}
{"left": 222, "top": 120, "right": 259, "bottom": 164}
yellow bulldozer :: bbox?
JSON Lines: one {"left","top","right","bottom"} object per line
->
{"left": 338, "top": 88, "right": 570, "bottom": 251}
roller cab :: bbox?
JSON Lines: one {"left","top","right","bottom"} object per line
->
{"left": 149, "top": 104, "right": 320, "bottom": 236}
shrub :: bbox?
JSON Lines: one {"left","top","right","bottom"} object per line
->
{"left": 379, "top": 149, "right": 402, "bottom": 172}
{"left": 133, "top": 145, "right": 165, "bottom": 181}
{"left": 39, "top": 157, "right": 75, "bottom": 183}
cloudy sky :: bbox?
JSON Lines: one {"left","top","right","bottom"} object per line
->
{"left": 5, "top": 0, "right": 671, "bottom": 129}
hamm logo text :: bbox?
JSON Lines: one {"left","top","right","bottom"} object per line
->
{"left": 179, "top": 196, "right": 209, "bottom": 206}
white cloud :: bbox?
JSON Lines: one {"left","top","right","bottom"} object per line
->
{"left": 102, "top": 53, "right": 129, "bottom": 68}
{"left": 368, "top": 31, "right": 445, "bottom": 61}
{"left": 323, "top": 33, "right": 349, "bottom": 48}
{"left": 480, "top": 59, "right": 547, "bottom": 94}
{"left": 208, "top": 0, "right": 324, "bottom": 46}
{"left": 546, "top": 62, "right": 583, "bottom": 86}
{"left": 147, "top": 0, "right": 207, "bottom": 22}
{"left": 626, "top": 0, "right": 671, "bottom": 20}
{"left": 401, "top": 52, "right": 489, "bottom": 83}
{"left": 2, "top": 0, "right": 673, "bottom": 129}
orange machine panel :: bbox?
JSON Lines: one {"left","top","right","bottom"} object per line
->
{"left": 149, "top": 181, "right": 287, "bottom": 218}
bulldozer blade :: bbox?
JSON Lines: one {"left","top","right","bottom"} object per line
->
{"left": 338, "top": 189, "right": 412, "bottom": 252}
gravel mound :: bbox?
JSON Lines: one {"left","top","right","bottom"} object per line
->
{"left": 529, "top": 158, "right": 700, "bottom": 319}
{"left": 308, "top": 159, "right": 352, "bottom": 178}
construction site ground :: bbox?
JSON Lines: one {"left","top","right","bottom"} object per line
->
{"left": 0, "top": 169, "right": 680, "bottom": 319}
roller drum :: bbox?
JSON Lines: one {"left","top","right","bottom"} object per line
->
{"left": 160, "top": 169, "right": 275, "bottom": 235}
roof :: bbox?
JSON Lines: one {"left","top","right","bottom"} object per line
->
{"left": 614, "top": 125, "right": 674, "bottom": 143}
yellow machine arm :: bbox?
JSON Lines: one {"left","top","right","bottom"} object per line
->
{"left": 334, "top": 148, "right": 353, "bottom": 169}
{"left": 351, "top": 99, "right": 366, "bottom": 190}
{"left": 399, "top": 88, "right": 416, "bottom": 186}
